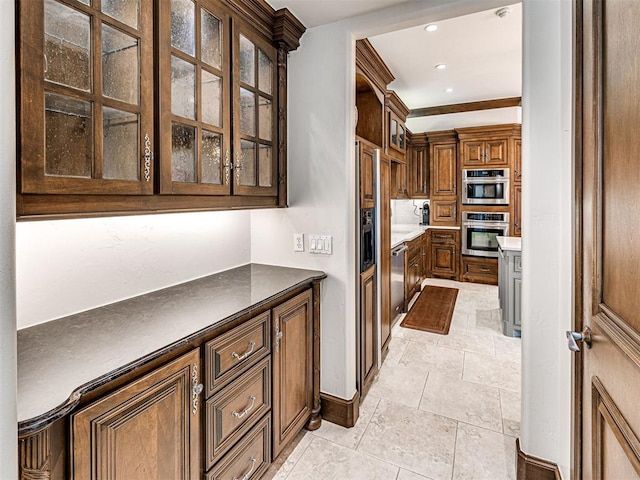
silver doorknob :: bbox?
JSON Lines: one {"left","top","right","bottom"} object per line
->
{"left": 566, "top": 327, "right": 592, "bottom": 352}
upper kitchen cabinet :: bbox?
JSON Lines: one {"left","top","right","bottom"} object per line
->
{"left": 355, "top": 39, "right": 394, "bottom": 149}
{"left": 456, "top": 124, "right": 521, "bottom": 168}
{"left": 406, "top": 132, "right": 429, "bottom": 199}
{"left": 18, "top": 0, "right": 155, "bottom": 196}
{"left": 385, "top": 91, "right": 409, "bottom": 160}
{"left": 427, "top": 130, "right": 458, "bottom": 226}
{"left": 17, "top": 0, "right": 305, "bottom": 218}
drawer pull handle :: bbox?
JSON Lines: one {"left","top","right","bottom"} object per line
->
{"left": 232, "top": 395, "right": 256, "bottom": 418}
{"left": 480, "top": 268, "right": 490, "bottom": 272}
{"left": 231, "top": 341, "right": 256, "bottom": 361}
{"left": 233, "top": 457, "right": 257, "bottom": 480}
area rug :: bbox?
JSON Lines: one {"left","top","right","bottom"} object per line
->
{"left": 400, "top": 285, "right": 458, "bottom": 335}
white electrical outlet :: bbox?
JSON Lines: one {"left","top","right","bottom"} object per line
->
{"left": 293, "top": 233, "right": 304, "bottom": 252}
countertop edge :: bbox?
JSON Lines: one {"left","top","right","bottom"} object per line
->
{"left": 18, "top": 266, "right": 326, "bottom": 436}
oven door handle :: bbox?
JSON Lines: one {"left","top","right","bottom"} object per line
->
{"left": 463, "top": 222, "right": 510, "bottom": 228}
{"left": 462, "top": 178, "right": 510, "bottom": 184}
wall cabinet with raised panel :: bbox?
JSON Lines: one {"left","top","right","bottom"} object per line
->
{"left": 406, "top": 132, "right": 429, "bottom": 199}
{"left": 428, "top": 130, "right": 458, "bottom": 226}
{"left": 17, "top": 0, "right": 305, "bottom": 218}
{"left": 456, "top": 124, "right": 521, "bottom": 168}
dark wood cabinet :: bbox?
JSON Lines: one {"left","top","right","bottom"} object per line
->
{"left": 71, "top": 349, "right": 201, "bottom": 480}
{"left": 461, "top": 256, "right": 498, "bottom": 285}
{"left": 456, "top": 124, "right": 521, "bottom": 168}
{"left": 407, "top": 133, "right": 429, "bottom": 198}
{"left": 390, "top": 160, "right": 408, "bottom": 199}
{"left": 17, "top": 0, "right": 304, "bottom": 218}
{"left": 428, "top": 229, "right": 460, "bottom": 280}
{"left": 513, "top": 137, "right": 522, "bottom": 183}
{"left": 358, "top": 138, "right": 376, "bottom": 209}
{"left": 379, "top": 155, "right": 392, "bottom": 356}
{"left": 512, "top": 183, "right": 522, "bottom": 237}
{"left": 359, "top": 265, "right": 377, "bottom": 399}
{"left": 428, "top": 130, "right": 458, "bottom": 226}
{"left": 405, "top": 234, "right": 424, "bottom": 308}
{"left": 386, "top": 91, "right": 409, "bottom": 160}
{"left": 272, "top": 289, "right": 314, "bottom": 459}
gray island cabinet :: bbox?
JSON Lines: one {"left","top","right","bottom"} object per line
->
{"left": 17, "top": 264, "right": 325, "bottom": 480}
{"left": 497, "top": 236, "right": 522, "bottom": 337}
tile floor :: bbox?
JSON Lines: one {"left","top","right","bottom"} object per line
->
{"left": 267, "top": 278, "right": 521, "bottom": 480}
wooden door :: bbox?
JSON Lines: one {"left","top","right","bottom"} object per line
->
{"left": 430, "top": 143, "right": 457, "bottom": 196}
{"left": 512, "top": 183, "right": 522, "bottom": 237}
{"left": 408, "top": 142, "right": 429, "bottom": 198}
{"left": 359, "top": 140, "right": 375, "bottom": 209}
{"left": 71, "top": 349, "right": 201, "bottom": 480}
{"left": 513, "top": 137, "right": 522, "bottom": 183}
{"left": 484, "top": 138, "right": 509, "bottom": 166}
{"left": 460, "top": 140, "right": 485, "bottom": 167}
{"left": 359, "top": 265, "right": 377, "bottom": 399}
{"left": 272, "top": 289, "right": 313, "bottom": 458}
{"left": 578, "top": 0, "right": 640, "bottom": 477}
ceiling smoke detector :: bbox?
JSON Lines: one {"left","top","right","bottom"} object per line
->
{"left": 495, "top": 7, "right": 511, "bottom": 18}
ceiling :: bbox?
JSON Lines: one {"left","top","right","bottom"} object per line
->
{"left": 266, "top": 0, "right": 411, "bottom": 29}
{"left": 266, "top": 1, "right": 522, "bottom": 132}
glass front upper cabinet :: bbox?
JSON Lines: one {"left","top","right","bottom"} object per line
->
{"left": 19, "top": 0, "right": 154, "bottom": 195}
{"left": 158, "top": 0, "right": 231, "bottom": 195}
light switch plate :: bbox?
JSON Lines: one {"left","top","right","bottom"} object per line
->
{"left": 293, "top": 233, "right": 304, "bottom": 252}
{"left": 309, "top": 235, "right": 332, "bottom": 254}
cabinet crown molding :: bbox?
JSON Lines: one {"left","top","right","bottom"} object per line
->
{"left": 273, "top": 8, "right": 306, "bottom": 51}
{"left": 426, "top": 129, "right": 458, "bottom": 142}
{"left": 356, "top": 39, "right": 395, "bottom": 94}
{"left": 386, "top": 90, "right": 410, "bottom": 120}
{"left": 455, "top": 123, "right": 522, "bottom": 138}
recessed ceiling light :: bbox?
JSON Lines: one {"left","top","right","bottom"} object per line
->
{"left": 445, "top": 88, "right": 453, "bottom": 93}
{"left": 424, "top": 24, "right": 438, "bottom": 32}
{"left": 435, "top": 64, "right": 447, "bottom": 70}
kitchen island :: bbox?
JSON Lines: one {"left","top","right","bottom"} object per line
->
{"left": 497, "top": 236, "right": 522, "bottom": 337}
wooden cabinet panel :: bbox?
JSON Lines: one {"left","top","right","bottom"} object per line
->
{"left": 71, "top": 349, "right": 201, "bottom": 480}
{"left": 461, "top": 256, "right": 498, "bottom": 285}
{"left": 206, "top": 358, "right": 271, "bottom": 468}
{"left": 206, "top": 414, "right": 271, "bottom": 480}
{"left": 205, "top": 312, "right": 270, "bottom": 397}
{"left": 359, "top": 140, "right": 376, "bottom": 209}
{"left": 485, "top": 138, "right": 509, "bottom": 166}
{"left": 513, "top": 138, "right": 522, "bottom": 182}
{"left": 428, "top": 229, "right": 459, "bottom": 281}
{"left": 461, "top": 141, "right": 485, "bottom": 167}
{"left": 408, "top": 141, "right": 429, "bottom": 198}
{"left": 359, "top": 266, "right": 377, "bottom": 399}
{"left": 430, "top": 143, "right": 457, "bottom": 196}
{"left": 405, "top": 235, "right": 424, "bottom": 307}
{"left": 430, "top": 199, "right": 458, "bottom": 225}
{"left": 272, "top": 289, "right": 313, "bottom": 458}
{"left": 512, "top": 183, "right": 522, "bottom": 237}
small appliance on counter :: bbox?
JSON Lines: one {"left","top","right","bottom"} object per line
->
{"left": 421, "top": 201, "right": 430, "bottom": 225}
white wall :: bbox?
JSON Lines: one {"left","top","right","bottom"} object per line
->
{"left": 0, "top": 0, "right": 17, "bottom": 476}
{"left": 17, "top": 211, "right": 251, "bottom": 328}
{"left": 521, "top": 0, "right": 572, "bottom": 477}
{"left": 391, "top": 199, "right": 426, "bottom": 225}
{"left": 251, "top": 0, "right": 519, "bottom": 400}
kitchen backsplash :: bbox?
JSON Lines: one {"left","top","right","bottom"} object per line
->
{"left": 391, "top": 199, "right": 429, "bottom": 225}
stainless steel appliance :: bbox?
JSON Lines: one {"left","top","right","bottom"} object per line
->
{"left": 462, "top": 211, "right": 509, "bottom": 257}
{"left": 391, "top": 244, "right": 407, "bottom": 318}
{"left": 462, "top": 168, "right": 510, "bottom": 205}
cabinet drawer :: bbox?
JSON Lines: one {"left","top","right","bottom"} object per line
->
{"left": 206, "top": 357, "right": 271, "bottom": 469}
{"left": 205, "top": 312, "right": 270, "bottom": 396}
{"left": 430, "top": 230, "right": 457, "bottom": 244}
{"left": 406, "top": 234, "right": 423, "bottom": 257}
{"left": 461, "top": 256, "right": 498, "bottom": 285}
{"left": 206, "top": 414, "right": 271, "bottom": 480}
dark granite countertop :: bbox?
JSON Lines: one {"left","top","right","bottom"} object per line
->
{"left": 17, "top": 263, "right": 325, "bottom": 434}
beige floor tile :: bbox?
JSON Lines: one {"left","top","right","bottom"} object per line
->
{"left": 357, "top": 400, "right": 457, "bottom": 480}
{"left": 285, "top": 436, "right": 399, "bottom": 480}
{"left": 419, "top": 373, "right": 502, "bottom": 432}
{"left": 452, "top": 423, "right": 516, "bottom": 480}
{"left": 399, "top": 342, "right": 464, "bottom": 379}
{"left": 494, "top": 335, "right": 522, "bottom": 362}
{"left": 466, "top": 309, "right": 503, "bottom": 336}
{"left": 392, "top": 324, "right": 442, "bottom": 345}
{"left": 384, "top": 336, "right": 411, "bottom": 366}
{"left": 463, "top": 352, "right": 521, "bottom": 392}
{"left": 267, "top": 431, "right": 314, "bottom": 480}
{"left": 397, "top": 469, "right": 435, "bottom": 480}
{"left": 311, "top": 394, "right": 380, "bottom": 449}
{"left": 499, "top": 389, "right": 521, "bottom": 437}
{"left": 367, "top": 363, "right": 429, "bottom": 408}
{"left": 437, "top": 329, "right": 496, "bottom": 356}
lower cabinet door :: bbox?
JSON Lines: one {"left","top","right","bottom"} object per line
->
{"left": 272, "top": 289, "right": 313, "bottom": 459}
{"left": 206, "top": 414, "right": 271, "bottom": 480}
{"left": 71, "top": 349, "right": 201, "bottom": 480}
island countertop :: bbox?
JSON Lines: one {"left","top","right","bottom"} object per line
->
{"left": 17, "top": 263, "right": 325, "bottom": 434}
{"left": 496, "top": 236, "right": 522, "bottom": 252}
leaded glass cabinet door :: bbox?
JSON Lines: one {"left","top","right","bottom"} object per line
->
{"left": 19, "top": 0, "right": 154, "bottom": 195}
{"left": 158, "top": 0, "right": 232, "bottom": 195}
{"left": 232, "top": 23, "right": 277, "bottom": 196}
